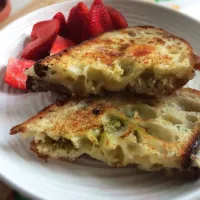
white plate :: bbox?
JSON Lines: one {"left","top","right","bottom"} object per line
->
{"left": 1, "top": 0, "right": 200, "bottom": 199}
{"left": 182, "top": 3, "right": 200, "bottom": 21}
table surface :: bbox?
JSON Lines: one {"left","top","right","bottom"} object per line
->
{"left": 0, "top": 0, "right": 200, "bottom": 199}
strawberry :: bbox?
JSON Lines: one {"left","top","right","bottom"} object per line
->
{"left": 106, "top": 6, "right": 128, "bottom": 30}
{"left": 22, "top": 19, "right": 60, "bottom": 60}
{"left": 50, "top": 35, "right": 75, "bottom": 55}
{"left": 67, "top": 2, "right": 89, "bottom": 43}
{"left": 53, "top": 12, "right": 67, "bottom": 36}
{"left": 91, "top": 0, "right": 103, "bottom": 7}
{"left": 81, "top": 15, "right": 91, "bottom": 41}
{"left": 30, "top": 19, "right": 60, "bottom": 40}
{"left": 4, "top": 58, "right": 35, "bottom": 90}
{"left": 87, "top": 4, "right": 113, "bottom": 37}
{"left": 67, "top": 6, "right": 76, "bottom": 23}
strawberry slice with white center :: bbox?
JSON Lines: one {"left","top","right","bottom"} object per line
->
{"left": 4, "top": 58, "right": 35, "bottom": 90}
{"left": 50, "top": 35, "right": 75, "bottom": 55}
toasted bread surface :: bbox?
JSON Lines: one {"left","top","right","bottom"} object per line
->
{"left": 26, "top": 26, "right": 198, "bottom": 97}
{"left": 10, "top": 88, "right": 200, "bottom": 171}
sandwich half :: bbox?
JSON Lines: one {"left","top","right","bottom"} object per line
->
{"left": 10, "top": 88, "right": 200, "bottom": 175}
{"left": 26, "top": 26, "right": 199, "bottom": 97}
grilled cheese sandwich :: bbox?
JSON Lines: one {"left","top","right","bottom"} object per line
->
{"left": 10, "top": 88, "right": 200, "bottom": 174}
{"left": 26, "top": 26, "right": 199, "bottom": 97}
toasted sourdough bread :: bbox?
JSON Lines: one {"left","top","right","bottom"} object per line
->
{"left": 10, "top": 88, "right": 200, "bottom": 172}
{"left": 26, "top": 26, "right": 199, "bottom": 97}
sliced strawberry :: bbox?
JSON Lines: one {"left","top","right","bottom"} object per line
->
{"left": 106, "top": 6, "right": 128, "bottom": 30}
{"left": 67, "top": 6, "right": 76, "bottom": 24}
{"left": 81, "top": 15, "right": 91, "bottom": 41}
{"left": 22, "top": 19, "right": 60, "bottom": 60}
{"left": 87, "top": 4, "right": 113, "bottom": 37}
{"left": 67, "top": 2, "right": 89, "bottom": 43}
{"left": 53, "top": 12, "right": 67, "bottom": 36}
{"left": 4, "top": 58, "right": 35, "bottom": 90}
{"left": 50, "top": 35, "right": 75, "bottom": 55}
{"left": 91, "top": 0, "right": 103, "bottom": 7}
{"left": 30, "top": 19, "right": 60, "bottom": 40}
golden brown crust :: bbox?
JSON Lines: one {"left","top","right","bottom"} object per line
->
{"left": 10, "top": 97, "right": 111, "bottom": 135}
{"left": 10, "top": 100, "right": 68, "bottom": 135}
{"left": 36, "top": 26, "right": 196, "bottom": 72}
{"left": 27, "top": 26, "right": 199, "bottom": 97}
{"left": 10, "top": 124, "right": 26, "bottom": 135}
{"left": 194, "top": 55, "right": 200, "bottom": 70}
{"left": 136, "top": 26, "right": 194, "bottom": 56}
{"left": 10, "top": 87, "right": 200, "bottom": 171}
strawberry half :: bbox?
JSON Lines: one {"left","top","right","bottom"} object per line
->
{"left": 106, "top": 6, "right": 128, "bottom": 30}
{"left": 67, "top": 2, "right": 89, "bottom": 43}
{"left": 4, "top": 58, "right": 35, "bottom": 90}
{"left": 53, "top": 12, "right": 67, "bottom": 37}
{"left": 21, "top": 19, "right": 60, "bottom": 60}
{"left": 81, "top": 15, "right": 91, "bottom": 41}
{"left": 50, "top": 35, "right": 75, "bottom": 55}
{"left": 87, "top": 4, "right": 113, "bottom": 37}
{"left": 91, "top": 0, "right": 103, "bottom": 7}
{"left": 30, "top": 19, "right": 60, "bottom": 40}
